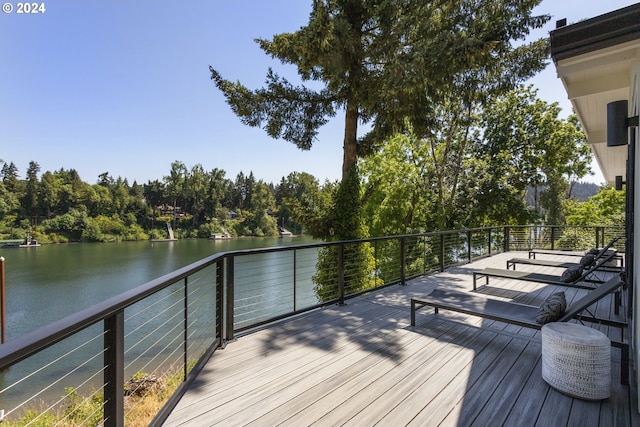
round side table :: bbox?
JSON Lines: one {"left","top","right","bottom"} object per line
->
{"left": 541, "top": 322, "right": 611, "bottom": 400}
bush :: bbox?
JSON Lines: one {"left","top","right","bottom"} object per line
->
{"left": 81, "top": 219, "right": 104, "bottom": 242}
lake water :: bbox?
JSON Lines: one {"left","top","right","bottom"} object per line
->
{"left": 0, "top": 236, "right": 317, "bottom": 341}
{"left": 0, "top": 236, "right": 321, "bottom": 416}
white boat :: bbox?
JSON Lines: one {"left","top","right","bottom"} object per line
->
{"left": 210, "top": 232, "right": 231, "bottom": 240}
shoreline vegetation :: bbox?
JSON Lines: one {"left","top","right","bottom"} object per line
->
{"left": 0, "top": 160, "right": 310, "bottom": 246}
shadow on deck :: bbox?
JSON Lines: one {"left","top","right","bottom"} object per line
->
{"left": 162, "top": 252, "right": 638, "bottom": 426}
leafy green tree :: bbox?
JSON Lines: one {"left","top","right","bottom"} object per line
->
{"left": 280, "top": 172, "right": 336, "bottom": 238}
{"left": 39, "top": 171, "right": 61, "bottom": 218}
{"left": 477, "top": 86, "right": 591, "bottom": 225}
{"left": 0, "top": 181, "right": 19, "bottom": 221}
{"left": 565, "top": 186, "right": 625, "bottom": 227}
{"left": 244, "top": 180, "right": 278, "bottom": 236}
{"left": 112, "top": 177, "right": 130, "bottom": 217}
{"left": 86, "top": 183, "right": 113, "bottom": 217}
{"left": 361, "top": 130, "right": 434, "bottom": 236}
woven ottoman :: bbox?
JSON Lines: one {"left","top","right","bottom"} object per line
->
{"left": 541, "top": 322, "right": 611, "bottom": 400}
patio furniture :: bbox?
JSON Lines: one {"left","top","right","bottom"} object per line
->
{"left": 410, "top": 275, "right": 628, "bottom": 384}
{"left": 505, "top": 257, "right": 621, "bottom": 272}
{"left": 513, "top": 237, "right": 622, "bottom": 271}
{"left": 528, "top": 237, "right": 622, "bottom": 262}
{"left": 473, "top": 251, "right": 616, "bottom": 292}
{"left": 541, "top": 322, "right": 611, "bottom": 400}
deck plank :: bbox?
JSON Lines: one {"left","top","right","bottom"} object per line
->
{"left": 250, "top": 319, "right": 460, "bottom": 426}
{"left": 162, "top": 251, "right": 638, "bottom": 427}
{"left": 334, "top": 327, "right": 500, "bottom": 426}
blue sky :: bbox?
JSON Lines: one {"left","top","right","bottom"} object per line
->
{"left": 1, "top": 1, "right": 637, "bottom": 186}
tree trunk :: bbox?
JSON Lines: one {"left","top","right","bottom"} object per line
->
{"left": 342, "top": 104, "right": 359, "bottom": 180}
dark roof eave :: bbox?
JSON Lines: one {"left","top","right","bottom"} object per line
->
{"left": 550, "top": 3, "right": 640, "bottom": 63}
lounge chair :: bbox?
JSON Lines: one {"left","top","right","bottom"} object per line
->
{"left": 473, "top": 250, "right": 616, "bottom": 291}
{"left": 410, "top": 275, "right": 628, "bottom": 383}
{"left": 528, "top": 237, "right": 621, "bottom": 261}
{"left": 507, "top": 238, "right": 622, "bottom": 271}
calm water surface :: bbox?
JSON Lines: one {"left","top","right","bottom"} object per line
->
{"left": 0, "top": 236, "right": 317, "bottom": 341}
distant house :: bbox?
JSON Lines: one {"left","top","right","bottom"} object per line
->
{"left": 159, "top": 205, "right": 184, "bottom": 217}
{"left": 550, "top": 2, "right": 640, "bottom": 398}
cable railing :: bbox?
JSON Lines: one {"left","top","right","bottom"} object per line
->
{"left": 0, "top": 225, "right": 624, "bottom": 426}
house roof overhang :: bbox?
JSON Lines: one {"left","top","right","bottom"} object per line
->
{"left": 550, "top": 3, "right": 640, "bottom": 185}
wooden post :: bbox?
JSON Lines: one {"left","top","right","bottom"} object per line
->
{"left": 1, "top": 257, "right": 5, "bottom": 344}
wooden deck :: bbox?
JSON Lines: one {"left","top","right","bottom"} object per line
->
{"left": 162, "top": 252, "right": 639, "bottom": 427}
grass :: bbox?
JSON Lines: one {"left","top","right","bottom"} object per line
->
{"left": 2, "top": 364, "right": 191, "bottom": 427}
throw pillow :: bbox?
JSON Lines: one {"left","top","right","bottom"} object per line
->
{"left": 561, "top": 265, "right": 582, "bottom": 283}
{"left": 580, "top": 254, "right": 596, "bottom": 267}
{"left": 587, "top": 248, "right": 600, "bottom": 255}
{"left": 536, "top": 291, "right": 567, "bottom": 324}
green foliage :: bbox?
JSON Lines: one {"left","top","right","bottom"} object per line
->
{"left": 281, "top": 172, "right": 336, "bottom": 239}
{"left": 311, "top": 168, "right": 382, "bottom": 301}
{"left": 81, "top": 218, "right": 104, "bottom": 242}
{"left": 565, "top": 186, "right": 625, "bottom": 227}
{"left": 61, "top": 387, "right": 104, "bottom": 426}
{"left": 361, "top": 128, "right": 434, "bottom": 235}
{"left": 210, "top": 0, "right": 550, "bottom": 242}
{"left": 2, "top": 387, "right": 103, "bottom": 427}
{"left": 0, "top": 159, "right": 312, "bottom": 242}
{"left": 475, "top": 86, "right": 592, "bottom": 225}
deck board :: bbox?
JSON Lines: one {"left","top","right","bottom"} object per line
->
{"left": 162, "top": 252, "right": 639, "bottom": 427}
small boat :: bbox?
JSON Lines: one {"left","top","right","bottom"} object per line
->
{"left": 2, "top": 236, "right": 40, "bottom": 248}
{"left": 279, "top": 228, "right": 293, "bottom": 237}
{"left": 279, "top": 219, "right": 293, "bottom": 237}
{"left": 210, "top": 232, "right": 231, "bottom": 240}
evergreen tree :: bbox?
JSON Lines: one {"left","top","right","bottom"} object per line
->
{"left": 210, "top": 0, "right": 549, "bottom": 239}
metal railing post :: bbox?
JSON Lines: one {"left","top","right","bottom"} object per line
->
{"left": 183, "top": 277, "right": 188, "bottom": 379}
{"left": 226, "top": 256, "right": 235, "bottom": 341}
{"left": 503, "top": 226, "right": 510, "bottom": 252}
{"left": 104, "top": 310, "right": 125, "bottom": 427}
{"left": 337, "top": 244, "right": 345, "bottom": 305}
{"left": 1, "top": 257, "right": 5, "bottom": 344}
{"left": 293, "top": 250, "right": 297, "bottom": 311}
{"left": 216, "top": 259, "right": 224, "bottom": 344}
{"left": 400, "top": 237, "right": 406, "bottom": 285}
{"left": 440, "top": 234, "right": 445, "bottom": 272}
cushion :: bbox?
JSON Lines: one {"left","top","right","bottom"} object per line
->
{"left": 579, "top": 254, "right": 596, "bottom": 267}
{"left": 561, "top": 265, "right": 582, "bottom": 283}
{"left": 587, "top": 248, "right": 600, "bottom": 255}
{"left": 536, "top": 292, "right": 567, "bottom": 324}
